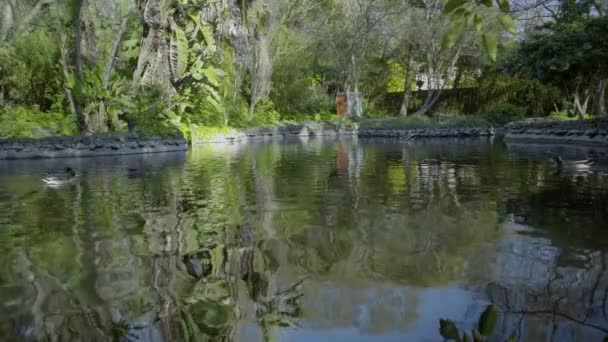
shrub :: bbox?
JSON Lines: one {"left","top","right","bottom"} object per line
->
{"left": 479, "top": 103, "right": 526, "bottom": 124}
{"left": 0, "top": 106, "right": 77, "bottom": 138}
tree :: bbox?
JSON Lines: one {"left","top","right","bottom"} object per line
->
{"left": 515, "top": 14, "right": 608, "bottom": 118}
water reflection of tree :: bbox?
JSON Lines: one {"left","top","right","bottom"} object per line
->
{"left": 3, "top": 139, "right": 608, "bottom": 340}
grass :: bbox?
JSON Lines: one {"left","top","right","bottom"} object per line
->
{"left": 190, "top": 125, "right": 234, "bottom": 142}
{"left": 359, "top": 115, "right": 490, "bottom": 129}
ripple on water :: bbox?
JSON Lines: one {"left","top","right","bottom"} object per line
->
{"left": 0, "top": 138, "right": 606, "bottom": 341}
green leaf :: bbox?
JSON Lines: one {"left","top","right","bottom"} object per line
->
{"left": 175, "top": 27, "right": 189, "bottom": 77}
{"left": 481, "top": 0, "right": 492, "bottom": 7}
{"left": 482, "top": 33, "right": 498, "bottom": 61}
{"left": 450, "top": 8, "right": 467, "bottom": 21}
{"left": 507, "top": 334, "right": 517, "bottom": 342}
{"left": 474, "top": 14, "right": 483, "bottom": 32}
{"left": 202, "top": 68, "right": 220, "bottom": 87}
{"left": 206, "top": 97, "right": 225, "bottom": 114}
{"left": 478, "top": 304, "right": 499, "bottom": 336}
{"left": 442, "top": 20, "right": 465, "bottom": 50}
{"left": 439, "top": 319, "right": 460, "bottom": 340}
{"left": 496, "top": 0, "right": 510, "bottom": 12}
{"left": 200, "top": 25, "right": 217, "bottom": 54}
{"left": 444, "top": 0, "right": 468, "bottom": 14}
{"left": 465, "top": 12, "right": 475, "bottom": 27}
{"left": 497, "top": 14, "right": 517, "bottom": 34}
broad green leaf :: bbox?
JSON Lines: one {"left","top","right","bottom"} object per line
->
{"left": 444, "top": 0, "right": 468, "bottom": 14}
{"left": 192, "top": 72, "right": 203, "bottom": 81}
{"left": 481, "top": 0, "right": 492, "bottom": 7}
{"left": 442, "top": 20, "right": 465, "bottom": 50}
{"left": 478, "top": 304, "right": 498, "bottom": 336}
{"left": 496, "top": 0, "right": 510, "bottom": 12}
{"left": 206, "top": 97, "right": 225, "bottom": 114}
{"left": 439, "top": 319, "right": 460, "bottom": 340}
{"left": 175, "top": 27, "right": 189, "bottom": 77}
{"left": 202, "top": 68, "right": 220, "bottom": 87}
{"left": 474, "top": 14, "right": 483, "bottom": 32}
{"left": 498, "top": 14, "right": 517, "bottom": 34}
{"left": 200, "top": 25, "right": 217, "bottom": 54}
{"left": 482, "top": 33, "right": 497, "bottom": 61}
{"left": 189, "top": 13, "right": 202, "bottom": 27}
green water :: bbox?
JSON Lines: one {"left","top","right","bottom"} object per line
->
{"left": 1, "top": 137, "right": 608, "bottom": 341}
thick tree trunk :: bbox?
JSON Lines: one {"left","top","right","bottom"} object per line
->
{"left": 573, "top": 90, "right": 590, "bottom": 120}
{"left": 592, "top": 79, "right": 607, "bottom": 116}
{"left": 399, "top": 48, "right": 415, "bottom": 117}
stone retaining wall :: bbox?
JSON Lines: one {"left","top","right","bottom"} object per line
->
{"left": 358, "top": 127, "right": 495, "bottom": 138}
{"left": 504, "top": 119, "right": 608, "bottom": 146}
{"left": 0, "top": 134, "right": 187, "bottom": 160}
{"left": 192, "top": 122, "right": 358, "bottom": 144}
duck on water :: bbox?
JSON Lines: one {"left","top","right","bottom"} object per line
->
{"left": 42, "top": 167, "right": 78, "bottom": 186}
{"left": 553, "top": 156, "right": 597, "bottom": 170}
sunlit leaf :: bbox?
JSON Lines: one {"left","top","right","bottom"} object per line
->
{"left": 474, "top": 14, "right": 483, "bottom": 32}
{"left": 444, "top": 0, "right": 468, "bottom": 14}
{"left": 451, "top": 8, "right": 467, "bottom": 21}
{"left": 482, "top": 33, "right": 498, "bottom": 61}
{"left": 497, "top": 14, "right": 517, "bottom": 34}
{"left": 442, "top": 20, "right": 465, "bottom": 50}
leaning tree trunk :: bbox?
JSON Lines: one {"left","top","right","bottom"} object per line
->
{"left": 573, "top": 89, "right": 590, "bottom": 120}
{"left": 592, "top": 79, "right": 607, "bottom": 116}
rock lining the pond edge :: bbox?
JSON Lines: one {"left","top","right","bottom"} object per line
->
{"left": 192, "top": 123, "right": 494, "bottom": 144}
{"left": 0, "top": 134, "right": 187, "bottom": 160}
{"left": 504, "top": 118, "right": 608, "bottom": 146}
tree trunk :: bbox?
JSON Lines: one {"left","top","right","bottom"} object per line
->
{"left": 60, "top": 33, "right": 85, "bottom": 131}
{"left": 413, "top": 89, "right": 443, "bottom": 116}
{"left": 73, "top": 0, "right": 87, "bottom": 132}
{"left": 399, "top": 47, "right": 415, "bottom": 117}
{"left": 96, "top": 18, "right": 128, "bottom": 132}
{"left": 592, "top": 79, "right": 607, "bottom": 116}
{"left": 573, "top": 90, "right": 590, "bottom": 120}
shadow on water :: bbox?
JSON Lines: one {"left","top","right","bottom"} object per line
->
{"left": 0, "top": 137, "right": 608, "bottom": 341}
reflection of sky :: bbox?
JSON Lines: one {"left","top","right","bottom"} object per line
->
{"left": 241, "top": 285, "right": 483, "bottom": 341}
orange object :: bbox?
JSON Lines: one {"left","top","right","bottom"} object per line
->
{"left": 336, "top": 94, "right": 346, "bottom": 117}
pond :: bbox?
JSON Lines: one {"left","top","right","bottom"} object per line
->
{"left": 1, "top": 137, "right": 608, "bottom": 341}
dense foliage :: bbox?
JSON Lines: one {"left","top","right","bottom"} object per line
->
{"left": 0, "top": 0, "right": 606, "bottom": 138}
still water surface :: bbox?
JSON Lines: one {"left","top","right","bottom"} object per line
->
{"left": 1, "top": 137, "right": 608, "bottom": 341}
